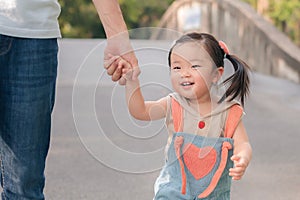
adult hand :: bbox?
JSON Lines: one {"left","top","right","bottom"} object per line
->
{"left": 104, "top": 32, "right": 140, "bottom": 85}
{"left": 106, "top": 55, "right": 135, "bottom": 81}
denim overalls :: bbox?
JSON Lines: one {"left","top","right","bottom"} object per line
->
{"left": 154, "top": 98, "right": 243, "bottom": 200}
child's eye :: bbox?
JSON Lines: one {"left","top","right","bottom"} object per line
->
{"left": 172, "top": 66, "right": 181, "bottom": 70}
{"left": 191, "top": 65, "right": 202, "bottom": 69}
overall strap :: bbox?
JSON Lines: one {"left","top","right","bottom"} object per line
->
{"left": 171, "top": 98, "right": 183, "bottom": 132}
{"left": 171, "top": 98, "right": 186, "bottom": 194}
{"left": 198, "top": 105, "right": 242, "bottom": 198}
{"left": 224, "top": 104, "right": 243, "bottom": 138}
{"left": 198, "top": 141, "right": 233, "bottom": 198}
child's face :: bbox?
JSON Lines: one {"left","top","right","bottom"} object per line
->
{"left": 170, "top": 42, "right": 223, "bottom": 101}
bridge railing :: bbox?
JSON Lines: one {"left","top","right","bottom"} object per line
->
{"left": 151, "top": 0, "right": 300, "bottom": 83}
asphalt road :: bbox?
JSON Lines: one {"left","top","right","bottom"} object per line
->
{"left": 44, "top": 39, "right": 300, "bottom": 200}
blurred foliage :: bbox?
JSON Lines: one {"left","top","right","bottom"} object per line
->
{"left": 242, "top": 0, "right": 300, "bottom": 46}
{"left": 59, "top": 0, "right": 299, "bottom": 45}
{"left": 58, "top": 0, "right": 104, "bottom": 38}
{"left": 268, "top": 0, "right": 300, "bottom": 46}
{"left": 58, "top": 0, "right": 175, "bottom": 38}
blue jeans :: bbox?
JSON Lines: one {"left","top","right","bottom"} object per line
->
{"left": 0, "top": 35, "right": 58, "bottom": 200}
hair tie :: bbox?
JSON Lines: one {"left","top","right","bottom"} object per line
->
{"left": 219, "top": 41, "right": 230, "bottom": 58}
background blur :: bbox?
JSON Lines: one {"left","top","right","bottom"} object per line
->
{"left": 45, "top": 0, "right": 300, "bottom": 199}
{"left": 58, "top": 0, "right": 300, "bottom": 46}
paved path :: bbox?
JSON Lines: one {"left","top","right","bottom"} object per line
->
{"left": 44, "top": 39, "right": 300, "bottom": 200}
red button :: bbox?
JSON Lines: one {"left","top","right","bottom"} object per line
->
{"left": 198, "top": 121, "right": 205, "bottom": 129}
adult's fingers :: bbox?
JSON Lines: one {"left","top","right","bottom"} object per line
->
{"left": 111, "top": 66, "right": 122, "bottom": 82}
{"left": 106, "top": 61, "right": 119, "bottom": 76}
{"left": 104, "top": 55, "right": 119, "bottom": 69}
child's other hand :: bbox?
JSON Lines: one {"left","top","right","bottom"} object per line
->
{"left": 229, "top": 155, "right": 249, "bottom": 180}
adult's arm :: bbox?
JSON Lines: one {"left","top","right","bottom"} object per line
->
{"left": 92, "top": 0, "right": 127, "bottom": 38}
{"left": 92, "top": 0, "right": 139, "bottom": 83}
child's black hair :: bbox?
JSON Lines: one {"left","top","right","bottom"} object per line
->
{"left": 168, "top": 32, "right": 250, "bottom": 106}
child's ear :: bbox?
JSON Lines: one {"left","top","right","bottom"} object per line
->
{"left": 212, "top": 67, "right": 224, "bottom": 84}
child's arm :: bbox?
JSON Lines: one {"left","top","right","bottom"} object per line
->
{"left": 229, "top": 121, "right": 252, "bottom": 180}
{"left": 126, "top": 80, "right": 167, "bottom": 121}
{"left": 115, "top": 57, "right": 168, "bottom": 121}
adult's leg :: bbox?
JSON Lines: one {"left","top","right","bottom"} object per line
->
{"left": 0, "top": 35, "right": 58, "bottom": 200}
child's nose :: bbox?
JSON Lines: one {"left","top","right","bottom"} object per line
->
{"left": 180, "top": 68, "right": 191, "bottom": 77}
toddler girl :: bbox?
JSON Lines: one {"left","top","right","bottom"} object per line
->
{"left": 109, "top": 32, "right": 252, "bottom": 199}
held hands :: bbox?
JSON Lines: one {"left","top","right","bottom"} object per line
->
{"left": 104, "top": 34, "right": 140, "bottom": 85}
{"left": 105, "top": 55, "right": 137, "bottom": 82}
{"left": 229, "top": 155, "right": 250, "bottom": 180}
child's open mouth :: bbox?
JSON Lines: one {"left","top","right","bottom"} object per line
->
{"left": 181, "top": 82, "right": 194, "bottom": 86}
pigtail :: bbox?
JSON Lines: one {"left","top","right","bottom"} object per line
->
{"left": 218, "top": 54, "right": 250, "bottom": 107}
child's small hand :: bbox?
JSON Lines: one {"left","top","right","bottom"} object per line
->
{"left": 105, "top": 54, "right": 135, "bottom": 83}
{"left": 116, "top": 58, "right": 134, "bottom": 81}
{"left": 119, "top": 58, "right": 140, "bottom": 82}
{"left": 229, "top": 155, "right": 249, "bottom": 180}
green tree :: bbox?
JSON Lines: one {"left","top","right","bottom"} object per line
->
{"left": 58, "top": 0, "right": 175, "bottom": 38}
{"left": 119, "top": 0, "right": 175, "bottom": 38}
{"left": 58, "top": 0, "right": 105, "bottom": 38}
{"left": 242, "top": 0, "right": 300, "bottom": 46}
{"left": 268, "top": 0, "right": 300, "bottom": 45}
